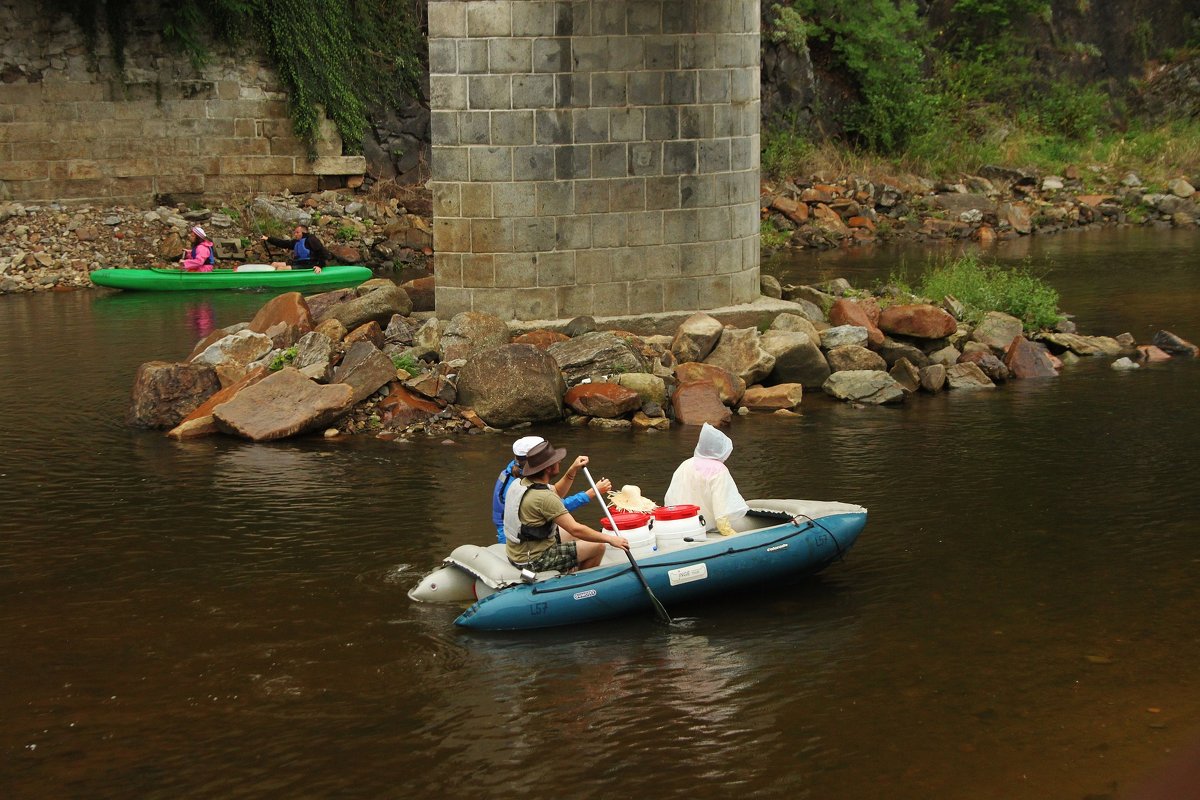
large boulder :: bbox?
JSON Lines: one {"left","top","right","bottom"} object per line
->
{"left": 875, "top": 336, "right": 930, "bottom": 368}
{"left": 782, "top": 286, "right": 832, "bottom": 320}
{"left": 457, "top": 344, "right": 566, "bottom": 427}
{"left": 1152, "top": 329, "right": 1198, "bottom": 357}
{"left": 399, "top": 275, "right": 435, "bottom": 312}
{"left": 919, "top": 363, "right": 947, "bottom": 392}
{"left": 513, "top": 329, "right": 570, "bottom": 349}
{"left": 548, "top": 331, "right": 649, "bottom": 385}
{"left": 828, "top": 299, "right": 884, "bottom": 346}
{"left": 615, "top": 372, "right": 668, "bottom": 408}
{"left": 187, "top": 322, "right": 249, "bottom": 361}
{"left": 818, "top": 325, "right": 869, "bottom": 349}
{"left": 945, "top": 362, "right": 996, "bottom": 390}
{"left": 760, "top": 330, "right": 831, "bottom": 388}
{"left": 167, "top": 365, "right": 271, "bottom": 440}
{"left": 821, "top": 370, "right": 906, "bottom": 405}
{"left": 384, "top": 314, "right": 415, "bottom": 347}
{"left": 741, "top": 384, "right": 803, "bottom": 411}
{"left": 316, "top": 283, "right": 412, "bottom": 329}
{"left": 564, "top": 382, "right": 642, "bottom": 418}
{"left": 190, "top": 329, "right": 273, "bottom": 369}
{"left": 703, "top": 327, "right": 776, "bottom": 386}
{"left": 1003, "top": 336, "right": 1058, "bottom": 378}
{"left": 247, "top": 292, "right": 313, "bottom": 346}
{"left": 303, "top": 288, "right": 357, "bottom": 321}
{"left": 1039, "top": 332, "right": 1124, "bottom": 357}
{"left": 127, "top": 361, "right": 221, "bottom": 429}
{"left": 345, "top": 320, "right": 385, "bottom": 349}
{"left": 671, "top": 312, "right": 724, "bottom": 363}
{"left": 768, "top": 312, "right": 822, "bottom": 340}
{"left": 826, "top": 344, "right": 887, "bottom": 373}
{"left": 440, "top": 312, "right": 510, "bottom": 362}
{"left": 888, "top": 357, "right": 920, "bottom": 393}
{"left": 971, "top": 311, "right": 1024, "bottom": 352}
{"left": 331, "top": 341, "right": 397, "bottom": 404}
{"left": 671, "top": 381, "right": 733, "bottom": 426}
{"left": 294, "top": 330, "right": 339, "bottom": 382}
{"left": 878, "top": 304, "right": 958, "bottom": 339}
{"left": 213, "top": 367, "right": 354, "bottom": 441}
{"left": 674, "top": 361, "right": 745, "bottom": 405}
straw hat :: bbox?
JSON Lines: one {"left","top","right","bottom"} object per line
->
{"left": 607, "top": 485, "right": 658, "bottom": 513}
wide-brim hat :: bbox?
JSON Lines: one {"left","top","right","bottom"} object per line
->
{"left": 607, "top": 485, "right": 658, "bottom": 513}
{"left": 521, "top": 440, "right": 566, "bottom": 476}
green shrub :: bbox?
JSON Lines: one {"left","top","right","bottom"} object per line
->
{"left": 391, "top": 353, "right": 421, "bottom": 374}
{"left": 336, "top": 225, "right": 357, "bottom": 242}
{"left": 760, "top": 218, "right": 792, "bottom": 249}
{"left": 269, "top": 346, "right": 298, "bottom": 371}
{"left": 915, "top": 253, "right": 1063, "bottom": 330}
{"left": 762, "top": 125, "right": 814, "bottom": 180}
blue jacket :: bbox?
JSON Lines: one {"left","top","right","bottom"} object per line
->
{"left": 492, "top": 459, "right": 590, "bottom": 543}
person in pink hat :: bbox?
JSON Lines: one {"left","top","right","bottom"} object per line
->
{"left": 179, "top": 226, "right": 215, "bottom": 272}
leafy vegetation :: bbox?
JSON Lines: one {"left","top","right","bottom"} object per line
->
{"left": 45, "top": 0, "right": 425, "bottom": 156}
{"left": 892, "top": 254, "right": 1063, "bottom": 331}
{"left": 760, "top": 218, "right": 792, "bottom": 249}
{"left": 269, "top": 346, "right": 298, "bottom": 371}
{"left": 391, "top": 353, "right": 422, "bottom": 374}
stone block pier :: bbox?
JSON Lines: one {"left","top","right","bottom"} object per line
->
{"left": 429, "top": 0, "right": 763, "bottom": 321}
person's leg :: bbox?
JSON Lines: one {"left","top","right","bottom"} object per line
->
{"left": 574, "top": 540, "right": 607, "bottom": 570}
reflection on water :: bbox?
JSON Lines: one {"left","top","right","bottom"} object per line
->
{"left": 1, "top": 229, "right": 1199, "bottom": 798}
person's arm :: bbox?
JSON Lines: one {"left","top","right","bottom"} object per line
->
{"left": 179, "top": 244, "right": 206, "bottom": 270}
{"left": 553, "top": 512, "right": 629, "bottom": 550}
{"left": 554, "top": 455, "right": 588, "bottom": 497}
{"left": 305, "top": 234, "right": 329, "bottom": 268}
{"left": 262, "top": 235, "right": 291, "bottom": 249}
{"left": 563, "top": 476, "right": 612, "bottom": 512}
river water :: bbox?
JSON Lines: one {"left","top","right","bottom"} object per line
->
{"left": 1, "top": 229, "right": 1198, "bottom": 799}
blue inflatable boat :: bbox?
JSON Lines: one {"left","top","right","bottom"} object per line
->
{"left": 409, "top": 499, "right": 867, "bottom": 631}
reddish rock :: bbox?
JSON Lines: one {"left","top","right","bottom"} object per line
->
{"left": 248, "top": 292, "right": 313, "bottom": 342}
{"left": 399, "top": 276, "right": 435, "bottom": 312}
{"left": 327, "top": 244, "right": 361, "bottom": 264}
{"left": 829, "top": 299, "right": 884, "bottom": 346}
{"left": 847, "top": 215, "right": 876, "bottom": 231}
{"left": 959, "top": 349, "right": 1011, "bottom": 382}
{"left": 1136, "top": 345, "right": 1172, "bottom": 362}
{"left": 564, "top": 382, "right": 642, "bottom": 418}
{"left": 973, "top": 225, "right": 997, "bottom": 245}
{"left": 214, "top": 367, "right": 354, "bottom": 441}
{"left": 1003, "top": 336, "right": 1059, "bottom": 378}
{"left": 127, "top": 361, "right": 221, "bottom": 429}
{"left": 741, "top": 384, "right": 803, "bottom": 411}
{"left": 811, "top": 203, "right": 849, "bottom": 234}
{"left": 673, "top": 361, "right": 745, "bottom": 405}
{"left": 671, "top": 381, "right": 732, "bottom": 427}
{"left": 514, "top": 329, "right": 571, "bottom": 349}
{"left": 800, "top": 187, "right": 834, "bottom": 204}
{"left": 304, "top": 288, "right": 357, "bottom": 321}
{"left": 167, "top": 365, "right": 270, "bottom": 440}
{"left": 878, "top": 304, "right": 958, "bottom": 339}
{"left": 345, "top": 320, "right": 385, "bottom": 349}
{"left": 769, "top": 195, "right": 809, "bottom": 224}
{"left": 378, "top": 383, "right": 441, "bottom": 428}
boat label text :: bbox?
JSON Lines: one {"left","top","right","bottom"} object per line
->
{"left": 573, "top": 589, "right": 597, "bottom": 600}
{"left": 668, "top": 563, "right": 708, "bottom": 586}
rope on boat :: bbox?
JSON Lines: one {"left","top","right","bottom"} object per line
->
{"left": 792, "top": 514, "right": 846, "bottom": 562}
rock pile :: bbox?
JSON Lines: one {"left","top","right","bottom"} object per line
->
{"left": 0, "top": 190, "right": 433, "bottom": 295}
{"left": 762, "top": 168, "right": 1199, "bottom": 250}
{"left": 127, "top": 277, "right": 1198, "bottom": 442}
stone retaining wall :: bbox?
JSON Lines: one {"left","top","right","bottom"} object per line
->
{"left": 0, "top": 2, "right": 363, "bottom": 206}
{"left": 429, "top": 0, "right": 762, "bottom": 320}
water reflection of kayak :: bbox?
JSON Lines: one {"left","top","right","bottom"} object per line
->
{"left": 90, "top": 265, "right": 372, "bottom": 291}
{"left": 409, "top": 499, "right": 868, "bottom": 631}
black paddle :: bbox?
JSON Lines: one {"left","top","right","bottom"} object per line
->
{"left": 582, "top": 466, "right": 672, "bottom": 625}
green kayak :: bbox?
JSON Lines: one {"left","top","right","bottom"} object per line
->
{"left": 90, "top": 265, "right": 373, "bottom": 292}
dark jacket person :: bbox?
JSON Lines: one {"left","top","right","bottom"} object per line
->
{"left": 261, "top": 224, "right": 329, "bottom": 273}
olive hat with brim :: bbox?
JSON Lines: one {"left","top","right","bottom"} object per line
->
{"left": 521, "top": 440, "right": 567, "bottom": 476}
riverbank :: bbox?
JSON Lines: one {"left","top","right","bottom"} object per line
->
{"left": 1, "top": 162, "right": 1198, "bottom": 296}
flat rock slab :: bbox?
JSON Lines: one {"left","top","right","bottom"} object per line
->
{"left": 213, "top": 367, "right": 354, "bottom": 442}
{"left": 822, "top": 370, "right": 906, "bottom": 405}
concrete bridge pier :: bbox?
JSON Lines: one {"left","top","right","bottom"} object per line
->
{"left": 428, "top": 0, "right": 762, "bottom": 324}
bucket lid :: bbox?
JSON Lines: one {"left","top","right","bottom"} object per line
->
{"left": 653, "top": 504, "right": 701, "bottom": 521}
{"left": 600, "top": 512, "right": 651, "bottom": 531}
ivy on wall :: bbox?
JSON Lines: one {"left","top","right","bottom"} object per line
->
{"left": 42, "top": 0, "right": 426, "bottom": 156}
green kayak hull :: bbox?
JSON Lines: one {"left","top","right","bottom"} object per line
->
{"left": 90, "top": 266, "right": 373, "bottom": 291}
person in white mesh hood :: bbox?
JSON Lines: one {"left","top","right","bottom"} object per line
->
{"left": 664, "top": 423, "right": 749, "bottom": 536}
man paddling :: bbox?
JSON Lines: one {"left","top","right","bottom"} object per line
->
{"left": 260, "top": 224, "right": 329, "bottom": 273}
{"left": 504, "top": 440, "right": 628, "bottom": 573}
{"left": 491, "top": 436, "right": 610, "bottom": 543}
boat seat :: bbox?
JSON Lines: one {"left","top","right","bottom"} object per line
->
{"left": 234, "top": 263, "right": 276, "bottom": 272}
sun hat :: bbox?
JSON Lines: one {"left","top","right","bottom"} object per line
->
{"left": 607, "top": 485, "right": 659, "bottom": 513}
{"left": 512, "top": 435, "right": 545, "bottom": 460}
{"left": 521, "top": 440, "right": 567, "bottom": 476}
{"left": 191, "top": 225, "right": 207, "bottom": 239}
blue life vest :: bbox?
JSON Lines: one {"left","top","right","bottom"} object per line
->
{"left": 293, "top": 237, "right": 312, "bottom": 262}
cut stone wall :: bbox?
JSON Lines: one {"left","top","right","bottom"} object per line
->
{"left": 429, "top": 0, "right": 761, "bottom": 321}
{"left": 0, "top": 2, "right": 364, "bottom": 206}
